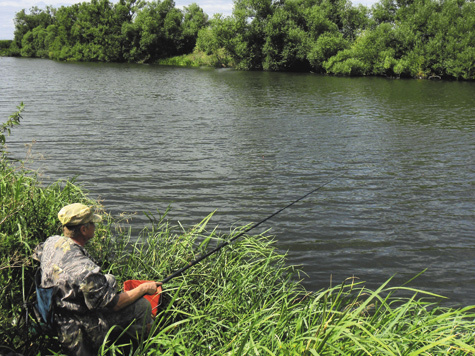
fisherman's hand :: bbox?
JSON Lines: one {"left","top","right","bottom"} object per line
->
{"left": 140, "top": 281, "right": 162, "bottom": 295}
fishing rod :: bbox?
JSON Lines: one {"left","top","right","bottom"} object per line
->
{"left": 160, "top": 176, "right": 338, "bottom": 284}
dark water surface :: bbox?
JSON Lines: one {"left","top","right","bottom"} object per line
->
{"left": 1, "top": 57, "right": 474, "bottom": 306}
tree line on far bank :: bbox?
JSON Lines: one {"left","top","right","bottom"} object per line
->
{"left": 5, "top": 0, "right": 475, "bottom": 80}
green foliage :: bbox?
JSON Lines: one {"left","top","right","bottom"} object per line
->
{"left": 182, "top": 3, "right": 209, "bottom": 54}
{"left": 229, "top": 0, "right": 275, "bottom": 69}
{"left": 9, "top": 0, "right": 474, "bottom": 79}
{"left": 12, "top": 0, "right": 208, "bottom": 63}
{"left": 157, "top": 49, "right": 233, "bottom": 68}
{"left": 1, "top": 103, "right": 24, "bottom": 148}
{"left": 0, "top": 40, "right": 12, "bottom": 49}
{"left": 98, "top": 214, "right": 475, "bottom": 355}
{"left": 263, "top": 1, "right": 311, "bottom": 71}
{"left": 325, "top": 23, "right": 397, "bottom": 76}
{"left": 437, "top": 0, "right": 475, "bottom": 80}
{"left": 0, "top": 164, "right": 105, "bottom": 352}
{"left": 129, "top": 0, "right": 185, "bottom": 62}
{"left": 371, "top": 0, "right": 397, "bottom": 24}
{"left": 307, "top": 32, "right": 348, "bottom": 72}
{"left": 195, "top": 14, "right": 237, "bottom": 67}
{"left": 324, "top": 49, "right": 370, "bottom": 76}
{"left": 13, "top": 6, "right": 55, "bottom": 49}
{"left": 322, "top": 0, "right": 475, "bottom": 79}
{"left": 0, "top": 40, "right": 13, "bottom": 56}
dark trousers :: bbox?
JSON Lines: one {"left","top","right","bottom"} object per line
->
{"left": 55, "top": 297, "right": 152, "bottom": 356}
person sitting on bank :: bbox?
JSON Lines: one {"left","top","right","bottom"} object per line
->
{"left": 33, "top": 203, "right": 162, "bottom": 355}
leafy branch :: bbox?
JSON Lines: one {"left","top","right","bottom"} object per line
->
{"left": 1, "top": 102, "right": 24, "bottom": 147}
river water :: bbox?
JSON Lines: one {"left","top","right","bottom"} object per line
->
{"left": 1, "top": 57, "right": 474, "bottom": 306}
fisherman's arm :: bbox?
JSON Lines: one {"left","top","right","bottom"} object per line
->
{"left": 111, "top": 281, "right": 161, "bottom": 311}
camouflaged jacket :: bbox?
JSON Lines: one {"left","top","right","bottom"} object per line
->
{"left": 33, "top": 235, "right": 119, "bottom": 314}
{"left": 33, "top": 236, "right": 153, "bottom": 355}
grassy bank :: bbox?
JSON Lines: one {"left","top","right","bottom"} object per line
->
{"left": 1, "top": 108, "right": 475, "bottom": 355}
{"left": 156, "top": 50, "right": 234, "bottom": 69}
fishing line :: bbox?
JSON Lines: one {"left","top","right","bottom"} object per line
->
{"left": 160, "top": 176, "right": 338, "bottom": 284}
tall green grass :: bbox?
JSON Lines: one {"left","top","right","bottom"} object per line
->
{"left": 0, "top": 160, "right": 102, "bottom": 352}
{"left": 91, "top": 212, "right": 475, "bottom": 355}
{"left": 1, "top": 109, "right": 475, "bottom": 355}
{"left": 157, "top": 49, "right": 234, "bottom": 68}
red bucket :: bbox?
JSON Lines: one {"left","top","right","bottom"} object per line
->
{"left": 123, "top": 280, "right": 162, "bottom": 316}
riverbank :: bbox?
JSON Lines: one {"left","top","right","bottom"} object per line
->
{"left": 5, "top": 0, "right": 474, "bottom": 80}
{"left": 1, "top": 111, "right": 475, "bottom": 355}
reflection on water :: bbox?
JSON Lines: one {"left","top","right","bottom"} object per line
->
{"left": 1, "top": 57, "right": 474, "bottom": 306}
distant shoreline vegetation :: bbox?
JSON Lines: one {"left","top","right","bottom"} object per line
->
{"left": 0, "top": 40, "right": 12, "bottom": 56}
{"left": 2, "top": 0, "right": 474, "bottom": 80}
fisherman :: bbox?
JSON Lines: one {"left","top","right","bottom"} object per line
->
{"left": 33, "top": 203, "right": 161, "bottom": 355}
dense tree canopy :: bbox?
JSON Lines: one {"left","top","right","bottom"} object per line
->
{"left": 11, "top": 0, "right": 209, "bottom": 63}
{"left": 9, "top": 0, "right": 475, "bottom": 79}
